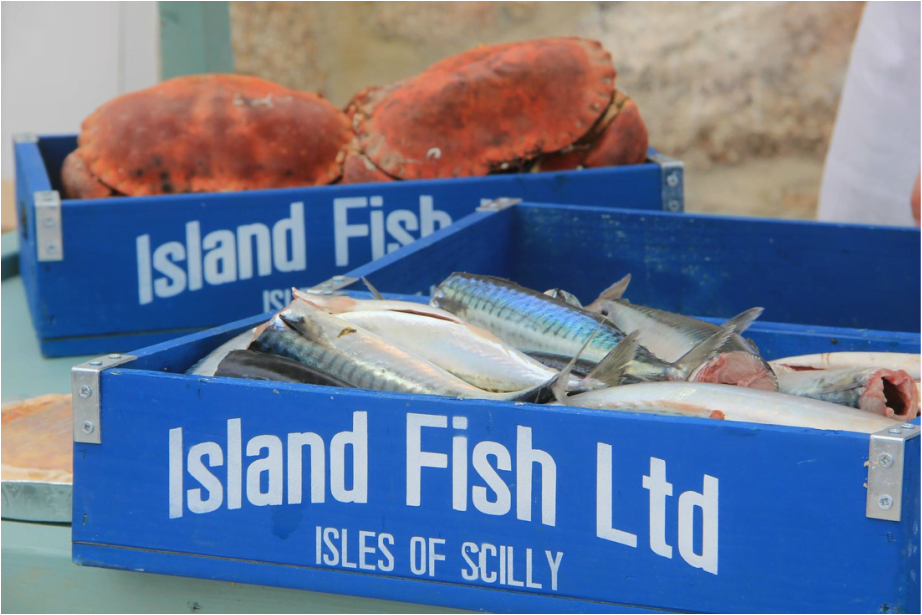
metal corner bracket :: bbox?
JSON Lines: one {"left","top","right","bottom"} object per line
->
{"left": 647, "top": 152, "right": 684, "bottom": 213}
{"left": 476, "top": 197, "right": 522, "bottom": 212}
{"left": 34, "top": 190, "right": 63, "bottom": 262}
{"left": 72, "top": 354, "right": 136, "bottom": 444}
{"left": 866, "top": 422, "right": 919, "bottom": 521}
{"left": 13, "top": 132, "right": 38, "bottom": 144}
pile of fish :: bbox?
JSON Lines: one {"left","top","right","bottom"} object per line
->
{"left": 188, "top": 273, "right": 921, "bottom": 434}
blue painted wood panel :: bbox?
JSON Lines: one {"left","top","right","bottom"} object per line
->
{"left": 345, "top": 203, "right": 921, "bottom": 334}
{"left": 72, "top": 318, "right": 920, "bottom": 612}
{"left": 16, "top": 137, "right": 671, "bottom": 356}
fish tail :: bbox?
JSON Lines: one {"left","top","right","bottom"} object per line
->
{"left": 673, "top": 326, "right": 736, "bottom": 379}
{"left": 361, "top": 277, "right": 385, "bottom": 300}
{"left": 583, "top": 330, "right": 641, "bottom": 387}
{"left": 550, "top": 319, "right": 612, "bottom": 404}
{"left": 722, "top": 307, "right": 764, "bottom": 334}
{"left": 585, "top": 274, "right": 632, "bottom": 312}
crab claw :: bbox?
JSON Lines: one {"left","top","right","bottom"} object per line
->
{"left": 581, "top": 91, "right": 649, "bottom": 168}
{"left": 341, "top": 152, "right": 397, "bottom": 184}
{"left": 61, "top": 150, "right": 116, "bottom": 199}
{"left": 340, "top": 139, "right": 396, "bottom": 185}
{"left": 535, "top": 90, "right": 649, "bottom": 172}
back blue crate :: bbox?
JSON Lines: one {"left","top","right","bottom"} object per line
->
{"left": 344, "top": 202, "right": 922, "bottom": 335}
{"left": 15, "top": 135, "right": 680, "bottom": 356}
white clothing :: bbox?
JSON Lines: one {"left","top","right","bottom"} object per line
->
{"left": 817, "top": 1, "right": 921, "bottom": 227}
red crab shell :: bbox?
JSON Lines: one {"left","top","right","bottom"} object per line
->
{"left": 60, "top": 150, "right": 116, "bottom": 199}
{"left": 535, "top": 90, "right": 649, "bottom": 172}
{"left": 348, "top": 37, "right": 617, "bottom": 181}
{"left": 62, "top": 74, "right": 353, "bottom": 198}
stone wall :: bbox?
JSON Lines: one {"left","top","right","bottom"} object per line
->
{"left": 230, "top": 1, "right": 865, "bottom": 217}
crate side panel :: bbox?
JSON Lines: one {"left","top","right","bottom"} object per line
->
{"left": 498, "top": 162, "right": 662, "bottom": 210}
{"left": 74, "top": 370, "right": 913, "bottom": 613}
{"left": 510, "top": 205, "right": 920, "bottom": 332}
{"left": 37, "top": 135, "right": 78, "bottom": 194}
{"left": 897, "top": 434, "right": 920, "bottom": 612}
{"left": 34, "top": 173, "right": 661, "bottom": 343}
{"left": 15, "top": 141, "right": 53, "bottom": 336}
{"left": 71, "top": 543, "right": 660, "bottom": 614}
{"left": 730, "top": 322, "right": 920, "bottom": 359}
{"left": 345, "top": 208, "right": 516, "bottom": 297}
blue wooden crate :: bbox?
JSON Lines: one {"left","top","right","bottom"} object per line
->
{"left": 13, "top": 134, "right": 682, "bottom": 357}
{"left": 342, "top": 201, "right": 921, "bottom": 337}
{"left": 71, "top": 203, "right": 920, "bottom": 612}
{"left": 71, "top": 304, "right": 919, "bottom": 613}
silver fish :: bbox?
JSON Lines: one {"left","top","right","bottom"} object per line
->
{"left": 556, "top": 381, "right": 903, "bottom": 434}
{"left": 773, "top": 352, "right": 922, "bottom": 403}
{"left": 776, "top": 368, "right": 920, "bottom": 420}
{"left": 259, "top": 301, "right": 561, "bottom": 402}
{"left": 186, "top": 329, "right": 258, "bottom": 376}
{"left": 770, "top": 352, "right": 921, "bottom": 380}
{"left": 293, "top": 288, "right": 463, "bottom": 322}
{"left": 583, "top": 274, "right": 777, "bottom": 391}
{"left": 334, "top": 309, "right": 608, "bottom": 392}
{"left": 430, "top": 273, "right": 730, "bottom": 384}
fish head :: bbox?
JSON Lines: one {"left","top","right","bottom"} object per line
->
{"left": 689, "top": 351, "right": 779, "bottom": 391}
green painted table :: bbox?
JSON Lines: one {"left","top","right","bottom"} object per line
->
{"left": 0, "top": 233, "right": 468, "bottom": 613}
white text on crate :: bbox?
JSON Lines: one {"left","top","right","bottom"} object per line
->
{"left": 167, "top": 412, "right": 368, "bottom": 518}
{"left": 137, "top": 203, "right": 306, "bottom": 305}
{"left": 333, "top": 195, "right": 452, "bottom": 267}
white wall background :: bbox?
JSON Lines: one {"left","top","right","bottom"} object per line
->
{"left": 1, "top": 1, "right": 161, "bottom": 179}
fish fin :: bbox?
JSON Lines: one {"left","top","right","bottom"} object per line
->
{"left": 598, "top": 274, "right": 632, "bottom": 301}
{"left": 584, "top": 330, "right": 641, "bottom": 387}
{"left": 543, "top": 288, "right": 583, "bottom": 308}
{"left": 362, "top": 277, "right": 385, "bottom": 300}
{"left": 585, "top": 274, "right": 631, "bottom": 311}
{"left": 722, "top": 307, "right": 764, "bottom": 334}
{"left": 550, "top": 320, "right": 609, "bottom": 404}
{"left": 673, "top": 326, "right": 736, "bottom": 378}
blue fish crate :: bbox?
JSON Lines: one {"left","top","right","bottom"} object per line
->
{"left": 71, "top": 203, "right": 920, "bottom": 613}
{"left": 13, "top": 134, "right": 683, "bottom": 357}
{"left": 343, "top": 201, "right": 921, "bottom": 338}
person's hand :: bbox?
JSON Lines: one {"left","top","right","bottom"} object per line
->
{"left": 912, "top": 172, "right": 920, "bottom": 226}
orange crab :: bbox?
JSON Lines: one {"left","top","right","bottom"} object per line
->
{"left": 342, "top": 37, "right": 649, "bottom": 184}
{"left": 61, "top": 74, "right": 353, "bottom": 198}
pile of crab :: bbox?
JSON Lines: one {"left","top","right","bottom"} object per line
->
{"left": 62, "top": 37, "right": 649, "bottom": 199}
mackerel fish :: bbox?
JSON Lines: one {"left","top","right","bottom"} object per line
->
{"left": 583, "top": 275, "right": 777, "bottom": 390}
{"left": 251, "top": 301, "right": 562, "bottom": 402}
{"left": 430, "top": 273, "right": 730, "bottom": 384}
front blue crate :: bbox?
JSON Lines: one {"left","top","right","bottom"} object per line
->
{"left": 70, "top": 292, "right": 919, "bottom": 613}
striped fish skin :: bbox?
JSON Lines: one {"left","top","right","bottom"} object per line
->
{"left": 250, "top": 314, "right": 474, "bottom": 396}
{"left": 258, "top": 303, "right": 559, "bottom": 402}
{"left": 336, "top": 309, "right": 563, "bottom": 392}
{"left": 292, "top": 289, "right": 463, "bottom": 322}
{"left": 430, "top": 273, "right": 683, "bottom": 382}
{"left": 215, "top": 349, "right": 355, "bottom": 388}
{"left": 525, "top": 350, "right": 598, "bottom": 379}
